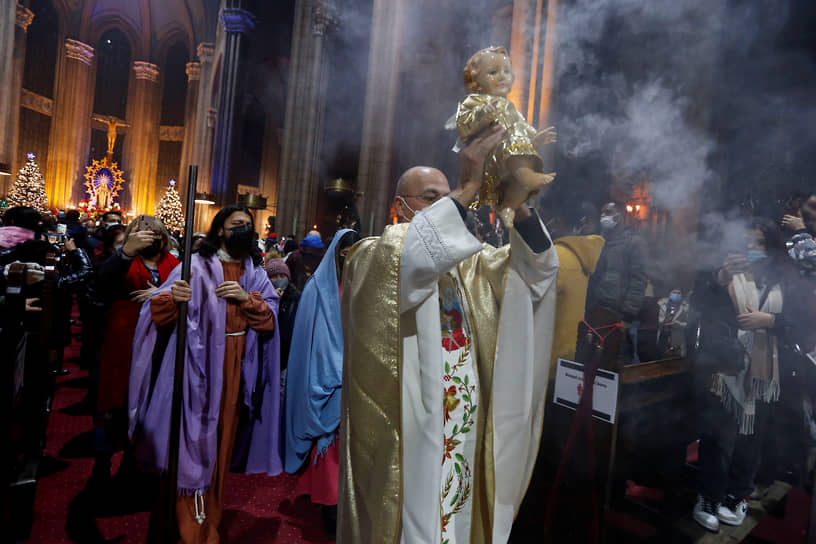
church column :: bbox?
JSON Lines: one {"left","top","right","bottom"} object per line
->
{"left": 277, "top": 0, "right": 333, "bottom": 239}
{"left": 122, "top": 61, "right": 161, "bottom": 215}
{"left": 178, "top": 61, "right": 200, "bottom": 197}
{"left": 0, "top": 3, "right": 33, "bottom": 195}
{"left": 356, "top": 0, "right": 405, "bottom": 235}
{"left": 194, "top": 107, "right": 218, "bottom": 231}
{"left": 0, "top": 0, "right": 16, "bottom": 182}
{"left": 45, "top": 38, "right": 96, "bottom": 209}
{"left": 191, "top": 43, "right": 214, "bottom": 195}
{"left": 209, "top": 7, "right": 255, "bottom": 207}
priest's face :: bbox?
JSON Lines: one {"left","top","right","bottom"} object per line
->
{"left": 394, "top": 167, "right": 451, "bottom": 222}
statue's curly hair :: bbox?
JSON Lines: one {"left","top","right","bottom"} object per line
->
{"left": 463, "top": 46, "right": 510, "bottom": 92}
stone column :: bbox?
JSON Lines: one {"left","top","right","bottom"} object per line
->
{"left": 122, "top": 61, "right": 161, "bottom": 215}
{"left": 209, "top": 7, "right": 255, "bottom": 207}
{"left": 0, "top": 0, "right": 16, "bottom": 182}
{"left": 257, "top": 123, "right": 281, "bottom": 237}
{"left": 45, "top": 38, "right": 96, "bottom": 209}
{"left": 277, "top": 0, "right": 333, "bottom": 239}
{"left": 356, "top": 0, "right": 405, "bottom": 235}
{"left": 190, "top": 43, "right": 214, "bottom": 198}
{"left": 177, "top": 61, "right": 200, "bottom": 197}
{"left": 1, "top": 3, "right": 33, "bottom": 195}
{"left": 194, "top": 107, "right": 218, "bottom": 232}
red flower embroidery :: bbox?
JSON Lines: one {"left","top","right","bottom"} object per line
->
{"left": 442, "top": 328, "right": 467, "bottom": 352}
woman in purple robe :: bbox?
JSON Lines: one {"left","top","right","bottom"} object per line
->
{"left": 129, "top": 205, "right": 282, "bottom": 543}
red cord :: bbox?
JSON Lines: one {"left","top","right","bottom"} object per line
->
{"left": 580, "top": 319, "right": 623, "bottom": 346}
{"left": 543, "top": 321, "right": 621, "bottom": 543}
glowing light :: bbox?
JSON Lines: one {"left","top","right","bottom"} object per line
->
{"left": 313, "top": 224, "right": 318, "bottom": 229}
{"left": 635, "top": 204, "right": 641, "bottom": 212}
{"left": 626, "top": 205, "right": 634, "bottom": 213}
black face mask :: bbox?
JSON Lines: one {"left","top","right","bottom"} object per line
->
{"left": 225, "top": 224, "right": 255, "bottom": 255}
{"left": 139, "top": 238, "right": 162, "bottom": 258}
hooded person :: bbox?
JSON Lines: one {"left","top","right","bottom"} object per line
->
{"left": 284, "top": 228, "right": 361, "bottom": 535}
{"left": 128, "top": 205, "right": 282, "bottom": 543}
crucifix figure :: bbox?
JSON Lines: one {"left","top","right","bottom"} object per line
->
{"left": 92, "top": 115, "right": 130, "bottom": 156}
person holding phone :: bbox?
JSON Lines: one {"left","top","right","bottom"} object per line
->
{"left": 693, "top": 218, "right": 805, "bottom": 532}
{"left": 85, "top": 216, "right": 178, "bottom": 496}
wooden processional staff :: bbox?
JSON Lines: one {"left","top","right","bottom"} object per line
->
{"left": 154, "top": 165, "right": 198, "bottom": 543}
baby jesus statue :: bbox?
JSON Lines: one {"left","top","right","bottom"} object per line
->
{"left": 452, "top": 46, "right": 556, "bottom": 226}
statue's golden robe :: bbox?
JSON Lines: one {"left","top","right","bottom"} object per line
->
{"left": 337, "top": 198, "right": 559, "bottom": 543}
{"left": 456, "top": 94, "right": 544, "bottom": 206}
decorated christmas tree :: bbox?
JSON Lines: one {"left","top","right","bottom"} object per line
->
{"left": 156, "top": 179, "right": 184, "bottom": 233}
{"left": 7, "top": 153, "right": 48, "bottom": 213}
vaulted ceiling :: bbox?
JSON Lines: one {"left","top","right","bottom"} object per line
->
{"left": 51, "top": 0, "right": 219, "bottom": 60}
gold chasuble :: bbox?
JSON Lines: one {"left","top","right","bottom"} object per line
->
{"left": 338, "top": 198, "right": 559, "bottom": 544}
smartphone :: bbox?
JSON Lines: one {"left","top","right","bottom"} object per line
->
{"left": 56, "top": 223, "right": 67, "bottom": 235}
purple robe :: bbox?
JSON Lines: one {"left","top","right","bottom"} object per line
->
{"left": 128, "top": 253, "right": 282, "bottom": 494}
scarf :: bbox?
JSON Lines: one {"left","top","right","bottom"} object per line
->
{"left": 284, "top": 229, "right": 354, "bottom": 473}
{"left": 712, "top": 272, "right": 782, "bottom": 434}
{"left": 128, "top": 253, "right": 282, "bottom": 493}
{"left": 99, "top": 252, "right": 178, "bottom": 373}
{"left": 0, "top": 226, "right": 34, "bottom": 249}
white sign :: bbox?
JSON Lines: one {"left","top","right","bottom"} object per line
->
{"left": 553, "top": 358, "right": 619, "bottom": 424}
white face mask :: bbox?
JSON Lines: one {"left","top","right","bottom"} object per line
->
{"left": 599, "top": 215, "right": 617, "bottom": 231}
{"left": 397, "top": 196, "right": 417, "bottom": 220}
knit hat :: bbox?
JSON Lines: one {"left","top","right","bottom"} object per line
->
{"left": 300, "top": 234, "right": 323, "bottom": 249}
{"left": 265, "top": 258, "right": 290, "bottom": 279}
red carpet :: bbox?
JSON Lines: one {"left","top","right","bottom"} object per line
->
{"left": 28, "top": 317, "right": 334, "bottom": 543}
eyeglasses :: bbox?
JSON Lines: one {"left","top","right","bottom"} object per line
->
{"left": 398, "top": 193, "right": 447, "bottom": 205}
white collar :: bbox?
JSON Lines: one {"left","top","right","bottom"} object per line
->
{"left": 217, "top": 248, "right": 241, "bottom": 262}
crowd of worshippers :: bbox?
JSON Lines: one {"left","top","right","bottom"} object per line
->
{"left": 1, "top": 155, "right": 815, "bottom": 541}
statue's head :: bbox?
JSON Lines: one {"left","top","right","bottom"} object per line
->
{"left": 464, "top": 46, "right": 513, "bottom": 97}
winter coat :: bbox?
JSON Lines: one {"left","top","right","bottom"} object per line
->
{"left": 587, "top": 227, "right": 648, "bottom": 321}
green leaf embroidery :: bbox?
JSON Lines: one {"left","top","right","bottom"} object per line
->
{"left": 462, "top": 394, "right": 471, "bottom": 403}
{"left": 445, "top": 361, "right": 450, "bottom": 374}
{"left": 464, "top": 375, "right": 469, "bottom": 386}
{"left": 455, "top": 453, "right": 465, "bottom": 462}
{"left": 461, "top": 427, "right": 471, "bottom": 433}
{"left": 452, "top": 424, "right": 459, "bottom": 434}
{"left": 450, "top": 493, "right": 459, "bottom": 506}
{"left": 452, "top": 376, "right": 462, "bottom": 384}
{"left": 454, "top": 463, "right": 461, "bottom": 474}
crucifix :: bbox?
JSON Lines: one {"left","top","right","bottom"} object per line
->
{"left": 92, "top": 115, "right": 130, "bottom": 159}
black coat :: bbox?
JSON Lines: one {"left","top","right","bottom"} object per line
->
{"left": 587, "top": 227, "right": 649, "bottom": 321}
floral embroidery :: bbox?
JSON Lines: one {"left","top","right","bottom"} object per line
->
{"left": 439, "top": 274, "right": 478, "bottom": 543}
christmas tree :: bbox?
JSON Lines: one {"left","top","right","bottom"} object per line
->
{"left": 7, "top": 153, "right": 48, "bottom": 213}
{"left": 156, "top": 179, "right": 184, "bottom": 233}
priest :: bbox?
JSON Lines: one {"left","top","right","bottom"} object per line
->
{"left": 338, "top": 125, "right": 560, "bottom": 544}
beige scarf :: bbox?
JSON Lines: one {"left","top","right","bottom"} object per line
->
{"left": 712, "top": 273, "right": 782, "bottom": 434}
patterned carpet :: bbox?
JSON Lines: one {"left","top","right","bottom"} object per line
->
{"left": 27, "top": 318, "right": 333, "bottom": 543}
